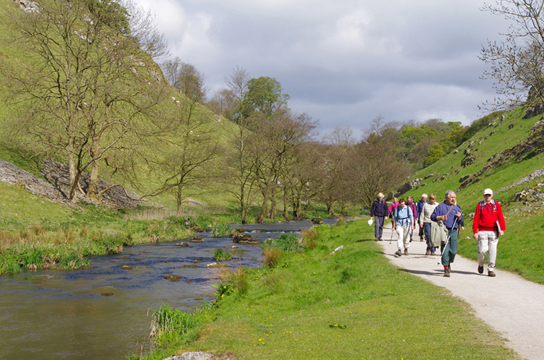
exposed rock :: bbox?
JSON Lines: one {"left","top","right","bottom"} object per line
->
{"left": 459, "top": 124, "right": 544, "bottom": 190}
{"left": 0, "top": 159, "right": 75, "bottom": 208}
{"left": 524, "top": 104, "right": 544, "bottom": 119}
{"left": 503, "top": 167, "right": 544, "bottom": 191}
{"left": 41, "top": 160, "right": 151, "bottom": 209}
{"left": 231, "top": 246, "right": 239, "bottom": 249}
{"left": 207, "top": 262, "right": 228, "bottom": 268}
{"left": 176, "top": 241, "right": 190, "bottom": 247}
{"left": 232, "top": 234, "right": 259, "bottom": 244}
{"left": 190, "top": 236, "right": 204, "bottom": 243}
{"left": 194, "top": 297, "right": 203, "bottom": 300}
{"left": 164, "top": 274, "right": 183, "bottom": 281}
{"left": 163, "top": 352, "right": 213, "bottom": 360}
{"left": 454, "top": 150, "right": 459, "bottom": 154}
{"left": 122, "top": 265, "right": 133, "bottom": 270}
{"left": 101, "top": 292, "right": 114, "bottom": 296}
{"left": 193, "top": 260, "right": 201, "bottom": 264}
{"left": 509, "top": 123, "right": 515, "bottom": 130}
{"left": 234, "top": 228, "right": 247, "bottom": 233}
{"left": 461, "top": 156, "right": 476, "bottom": 167}
{"left": 459, "top": 175, "right": 471, "bottom": 184}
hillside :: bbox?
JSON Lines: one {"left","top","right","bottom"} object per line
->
{"left": 399, "top": 107, "right": 544, "bottom": 283}
{"left": 0, "top": 0, "right": 239, "bottom": 211}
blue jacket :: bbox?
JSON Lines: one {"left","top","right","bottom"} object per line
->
{"left": 393, "top": 206, "right": 413, "bottom": 226}
{"left": 371, "top": 199, "right": 388, "bottom": 217}
{"left": 431, "top": 202, "right": 464, "bottom": 229}
{"left": 416, "top": 200, "right": 426, "bottom": 220}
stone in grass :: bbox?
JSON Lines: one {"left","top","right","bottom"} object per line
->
{"left": 207, "top": 262, "right": 228, "bottom": 268}
{"left": 164, "top": 274, "right": 183, "bottom": 282}
{"left": 122, "top": 265, "right": 133, "bottom": 270}
{"left": 190, "top": 236, "right": 204, "bottom": 243}
{"left": 176, "top": 241, "right": 190, "bottom": 246}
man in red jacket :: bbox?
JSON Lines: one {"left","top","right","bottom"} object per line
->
{"left": 473, "top": 188, "right": 506, "bottom": 277}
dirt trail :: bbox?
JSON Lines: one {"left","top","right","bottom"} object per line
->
{"left": 378, "top": 226, "right": 544, "bottom": 360}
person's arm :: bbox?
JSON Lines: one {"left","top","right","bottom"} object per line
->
{"left": 497, "top": 202, "right": 506, "bottom": 235}
{"left": 370, "top": 202, "right": 375, "bottom": 218}
{"left": 473, "top": 203, "right": 481, "bottom": 239}
{"left": 431, "top": 205, "right": 440, "bottom": 222}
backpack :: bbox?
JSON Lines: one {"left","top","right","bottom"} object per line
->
{"left": 394, "top": 206, "right": 410, "bottom": 221}
{"left": 478, "top": 200, "right": 498, "bottom": 220}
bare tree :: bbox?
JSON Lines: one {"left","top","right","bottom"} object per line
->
{"left": 161, "top": 57, "right": 207, "bottom": 103}
{"left": 480, "top": 0, "right": 544, "bottom": 110}
{"left": 1, "top": 0, "right": 167, "bottom": 203}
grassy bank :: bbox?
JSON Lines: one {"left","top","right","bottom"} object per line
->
{"left": 135, "top": 219, "right": 517, "bottom": 360}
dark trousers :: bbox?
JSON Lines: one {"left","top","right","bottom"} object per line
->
{"left": 374, "top": 216, "right": 385, "bottom": 239}
{"left": 441, "top": 228, "right": 459, "bottom": 267}
{"left": 424, "top": 222, "right": 435, "bottom": 252}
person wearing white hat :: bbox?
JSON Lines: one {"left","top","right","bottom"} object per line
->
{"left": 370, "top": 193, "right": 388, "bottom": 241}
{"left": 472, "top": 188, "right": 506, "bottom": 277}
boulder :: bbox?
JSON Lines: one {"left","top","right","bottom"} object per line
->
{"left": 164, "top": 274, "right": 183, "bottom": 282}
{"left": 176, "top": 241, "right": 190, "bottom": 247}
{"left": 163, "top": 352, "right": 213, "bottom": 360}
{"left": 207, "top": 262, "right": 228, "bottom": 268}
{"left": 190, "top": 236, "right": 204, "bottom": 243}
{"left": 232, "top": 234, "right": 259, "bottom": 244}
{"left": 122, "top": 265, "right": 133, "bottom": 270}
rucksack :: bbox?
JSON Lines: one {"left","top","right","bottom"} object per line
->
{"left": 479, "top": 200, "right": 498, "bottom": 220}
{"left": 394, "top": 206, "right": 410, "bottom": 220}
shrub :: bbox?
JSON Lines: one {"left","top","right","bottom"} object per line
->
{"left": 263, "top": 249, "right": 282, "bottom": 268}
{"left": 213, "top": 249, "right": 232, "bottom": 261}
{"left": 211, "top": 223, "right": 231, "bottom": 237}
{"left": 301, "top": 228, "right": 318, "bottom": 249}
{"left": 262, "top": 234, "right": 299, "bottom": 252}
{"left": 150, "top": 304, "right": 199, "bottom": 347}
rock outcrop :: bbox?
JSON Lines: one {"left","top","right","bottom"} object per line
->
{"left": 232, "top": 234, "right": 259, "bottom": 244}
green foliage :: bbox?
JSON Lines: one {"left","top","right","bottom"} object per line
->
{"left": 212, "top": 283, "right": 235, "bottom": 300}
{"left": 242, "top": 76, "right": 290, "bottom": 118}
{"left": 213, "top": 249, "right": 232, "bottom": 261}
{"left": 211, "top": 223, "right": 232, "bottom": 237}
{"left": 262, "top": 234, "right": 299, "bottom": 252}
{"left": 150, "top": 304, "right": 199, "bottom": 347}
{"left": 424, "top": 143, "right": 446, "bottom": 167}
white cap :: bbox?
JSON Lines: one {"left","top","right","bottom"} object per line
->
{"left": 422, "top": 193, "right": 428, "bottom": 198}
{"left": 484, "top": 188, "right": 493, "bottom": 195}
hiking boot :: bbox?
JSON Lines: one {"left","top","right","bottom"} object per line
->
{"left": 444, "top": 267, "right": 450, "bottom": 277}
{"left": 378, "top": 237, "right": 383, "bottom": 241}
{"left": 488, "top": 271, "right": 496, "bottom": 277}
{"left": 395, "top": 250, "right": 402, "bottom": 257}
{"left": 410, "top": 237, "right": 413, "bottom": 242}
{"left": 404, "top": 249, "right": 408, "bottom": 256}
{"left": 374, "top": 238, "right": 378, "bottom": 241}
{"left": 478, "top": 265, "right": 484, "bottom": 274}
{"left": 425, "top": 249, "right": 430, "bottom": 255}
{"left": 431, "top": 251, "right": 436, "bottom": 256}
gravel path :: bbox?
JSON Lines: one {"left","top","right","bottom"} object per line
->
{"left": 378, "top": 226, "right": 544, "bottom": 360}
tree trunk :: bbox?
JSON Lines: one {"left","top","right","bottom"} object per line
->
{"left": 87, "top": 139, "right": 101, "bottom": 202}
{"left": 176, "top": 183, "right": 183, "bottom": 215}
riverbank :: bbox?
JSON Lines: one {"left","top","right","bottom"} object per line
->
{"left": 136, "top": 219, "right": 518, "bottom": 360}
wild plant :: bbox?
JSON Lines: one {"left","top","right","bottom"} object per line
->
{"left": 211, "top": 223, "right": 231, "bottom": 237}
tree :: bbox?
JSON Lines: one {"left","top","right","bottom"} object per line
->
{"left": 242, "top": 77, "right": 290, "bottom": 119}
{"left": 161, "top": 57, "right": 207, "bottom": 103}
{"left": 480, "top": 0, "right": 544, "bottom": 110}
{"left": 1, "top": 0, "right": 167, "bottom": 203}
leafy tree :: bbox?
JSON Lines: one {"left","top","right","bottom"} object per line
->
{"left": 242, "top": 77, "right": 290, "bottom": 119}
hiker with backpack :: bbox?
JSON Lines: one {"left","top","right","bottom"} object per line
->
{"left": 416, "top": 194, "right": 428, "bottom": 241}
{"left": 422, "top": 193, "right": 438, "bottom": 255}
{"left": 406, "top": 196, "right": 418, "bottom": 242}
{"left": 431, "top": 190, "right": 465, "bottom": 277}
{"left": 370, "top": 193, "right": 388, "bottom": 241}
{"left": 392, "top": 198, "right": 414, "bottom": 256}
{"left": 473, "top": 188, "right": 506, "bottom": 277}
{"left": 388, "top": 197, "right": 399, "bottom": 218}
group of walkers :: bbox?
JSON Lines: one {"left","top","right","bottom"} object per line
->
{"left": 370, "top": 188, "right": 506, "bottom": 277}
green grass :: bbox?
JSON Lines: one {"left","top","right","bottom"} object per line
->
{"left": 137, "top": 220, "right": 517, "bottom": 360}
{"left": 262, "top": 234, "right": 300, "bottom": 252}
{"left": 213, "top": 249, "right": 232, "bottom": 262}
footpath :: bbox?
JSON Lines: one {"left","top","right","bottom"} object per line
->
{"left": 379, "top": 226, "right": 544, "bottom": 360}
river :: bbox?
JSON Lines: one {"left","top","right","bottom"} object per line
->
{"left": 0, "top": 220, "right": 332, "bottom": 360}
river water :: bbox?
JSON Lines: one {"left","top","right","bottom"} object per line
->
{"left": 0, "top": 220, "right": 330, "bottom": 360}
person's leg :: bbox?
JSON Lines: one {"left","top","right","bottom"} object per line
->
{"left": 403, "top": 225, "right": 411, "bottom": 251}
{"left": 396, "top": 225, "right": 404, "bottom": 252}
{"left": 424, "top": 222, "right": 432, "bottom": 250}
{"left": 377, "top": 216, "right": 384, "bottom": 239}
{"left": 487, "top": 231, "right": 499, "bottom": 272}
{"left": 477, "top": 231, "right": 489, "bottom": 268}
{"left": 448, "top": 229, "right": 459, "bottom": 264}
{"left": 419, "top": 222, "right": 424, "bottom": 240}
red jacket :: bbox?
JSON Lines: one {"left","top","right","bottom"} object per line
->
{"left": 473, "top": 200, "right": 506, "bottom": 234}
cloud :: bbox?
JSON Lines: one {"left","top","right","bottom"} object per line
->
{"left": 130, "top": 0, "right": 511, "bottom": 134}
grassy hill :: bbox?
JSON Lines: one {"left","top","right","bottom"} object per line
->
{"left": 400, "top": 107, "right": 544, "bottom": 283}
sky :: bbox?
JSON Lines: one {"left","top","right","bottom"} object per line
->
{"left": 132, "top": 0, "right": 511, "bottom": 136}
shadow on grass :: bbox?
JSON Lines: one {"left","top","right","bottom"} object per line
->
{"left": 355, "top": 238, "right": 375, "bottom": 243}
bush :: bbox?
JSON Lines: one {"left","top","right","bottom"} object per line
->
{"left": 213, "top": 249, "right": 232, "bottom": 261}
{"left": 262, "top": 234, "right": 300, "bottom": 252}
{"left": 211, "top": 223, "right": 231, "bottom": 237}
{"left": 263, "top": 249, "right": 282, "bottom": 268}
